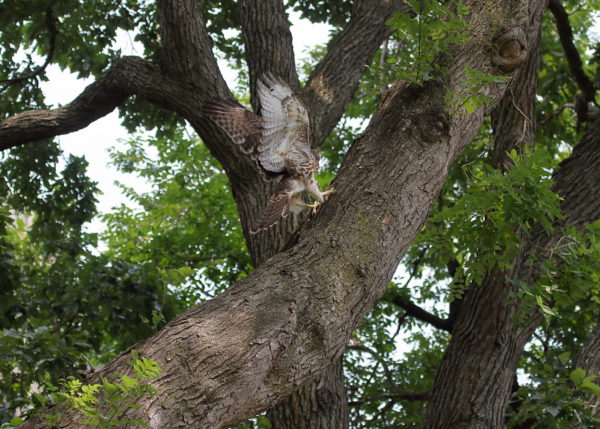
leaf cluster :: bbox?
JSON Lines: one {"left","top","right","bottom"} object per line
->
{"left": 50, "top": 350, "right": 161, "bottom": 428}
{"left": 386, "top": 0, "right": 469, "bottom": 85}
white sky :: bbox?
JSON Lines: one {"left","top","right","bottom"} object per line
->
{"left": 39, "top": 11, "right": 332, "bottom": 233}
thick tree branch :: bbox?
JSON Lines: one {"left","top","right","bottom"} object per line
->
{"left": 0, "top": 5, "right": 58, "bottom": 91}
{"left": 0, "top": 57, "right": 140, "bottom": 151}
{"left": 157, "top": 0, "right": 229, "bottom": 94}
{"left": 240, "top": 0, "right": 300, "bottom": 111}
{"left": 548, "top": 0, "right": 597, "bottom": 120}
{"left": 304, "top": 0, "right": 413, "bottom": 146}
{"left": 266, "top": 358, "right": 349, "bottom": 429}
{"left": 491, "top": 19, "right": 541, "bottom": 169}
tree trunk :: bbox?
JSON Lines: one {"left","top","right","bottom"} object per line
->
{"left": 4, "top": 0, "right": 545, "bottom": 427}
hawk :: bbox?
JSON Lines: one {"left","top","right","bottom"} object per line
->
{"left": 202, "top": 73, "right": 333, "bottom": 234}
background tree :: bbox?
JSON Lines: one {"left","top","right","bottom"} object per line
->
{"left": 0, "top": 0, "right": 599, "bottom": 428}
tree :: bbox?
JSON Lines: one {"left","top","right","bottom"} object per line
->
{"left": 1, "top": 0, "right": 599, "bottom": 428}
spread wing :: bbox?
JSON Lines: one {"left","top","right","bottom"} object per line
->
{"left": 201, "top": 98, "right": 262, "bottom": 157}
{"left": 250, "top": 176, "right": 299, "bottom": 234}
{"left": 203, "top": 74, "right": 313, "bottom": 181}
{"left": 202, "top": 98, "right": 280, "bottom": 180}
{"left": 256, "top": 73, "right": 311, "bottom": 173}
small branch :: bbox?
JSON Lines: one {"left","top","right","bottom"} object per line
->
{"left": 386, "top": 292, "right": 452, "bottom": 332}
{"left": 548, "top": 0, "right": 597, "bottom": 120}
{"left": 538, "top": 103, "right": 576, "bottom": 126}
{"left": 0, "top": 5, "right": 59, "bottom": 91}
{"left": 349, "top": 390, "right": 431, "bottom": 406}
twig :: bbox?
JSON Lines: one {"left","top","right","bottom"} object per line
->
{"left": 538, "top": 103, "right": 576, "bottom": 126}
{"left": 346, "top": 342, "right": 396, "bottom": 390}
{"left": 0, "top": 5, "right": 59, "bottom": 91}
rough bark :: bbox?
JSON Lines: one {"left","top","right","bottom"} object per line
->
{"left": 259, "top": 1, "right": 412, "bottom": 426}
{"left": 490, "top": 18, "right": 541, "bottom": 169}
{"left": 4, "top": 0, "right": 541, "bottom": 426}
{"left": 424, "top": 3, "right": 546, "bottom": 426}
{"left": 240, "top": 0, "right": 300, "bottom": 108}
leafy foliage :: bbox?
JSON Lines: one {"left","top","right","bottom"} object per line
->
{"left": 386, "top": 0, "right": 469, "bottom": 84}
{"left": 103, "top": 128, "right": 252, "bottom": 304}
{"left": 508, "top": 352, "right": 600, "bottom": 428}
{"left": 51, "top": 350, "right": 161, "bottom": 428}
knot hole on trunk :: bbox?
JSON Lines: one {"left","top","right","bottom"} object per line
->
{"left": 492, "top": 28, "right": 527, "bottom": 73}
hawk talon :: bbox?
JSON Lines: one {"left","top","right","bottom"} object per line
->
{"left": 305, "top": 201, "right": 321, "bottom": 214}
{"left": 322, "top": 187, "right": 335, "bottom": 199}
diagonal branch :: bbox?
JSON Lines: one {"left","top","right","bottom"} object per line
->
{"left": 0, "top": 5, "right": 59, "bottom": 92}
{"left": 0, "top": 58, "right": 135, "bottom": 151}
{"left": 385, "top": 292, "right": 452, "bottom": 332}
{"left": 303, "top": 0, "right": 413, "bottom": 146}
{"left": 0, "top": 56, "right": 200, "bottom": 152}
{"left": 548, "top": 0, "right": 597, "bottom": 119}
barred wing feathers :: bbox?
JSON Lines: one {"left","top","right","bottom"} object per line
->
{"left": 256, "top": 73, "right": 311, "bottom": 174}
{"left": 202, "top": 98, "right": 263, "bottom": 158}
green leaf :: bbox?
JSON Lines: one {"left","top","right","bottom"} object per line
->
{"left": 570, "top": 368, "right": 586, "bottom": 387}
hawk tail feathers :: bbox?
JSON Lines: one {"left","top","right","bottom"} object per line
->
{"left": 250, "top": 177, "right": 295, "bottom": 234}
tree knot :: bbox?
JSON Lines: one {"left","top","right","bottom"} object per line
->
{"left": 492, "top": 28, "right": 527, "bottom": 73}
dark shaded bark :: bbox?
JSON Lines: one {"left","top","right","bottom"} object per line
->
{"left": 4, "top": 0, "right": 543, "bottom": 426}
{"left": 267, "top": 358, "right": 348, "bottom": 429}
{"left": 490, "top": 17, "right": 541, "bottom": 169}
{"left": 240, "top": 0, "right": 300, "bottom": 108}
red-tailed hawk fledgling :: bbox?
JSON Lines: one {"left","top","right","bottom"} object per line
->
{"left": 203, "top": 73, "right": 333, "bottom": 233}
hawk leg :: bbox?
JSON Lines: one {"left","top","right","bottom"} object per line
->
{"left": 300, "top": 187, "right": 335, "bottom": 214}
